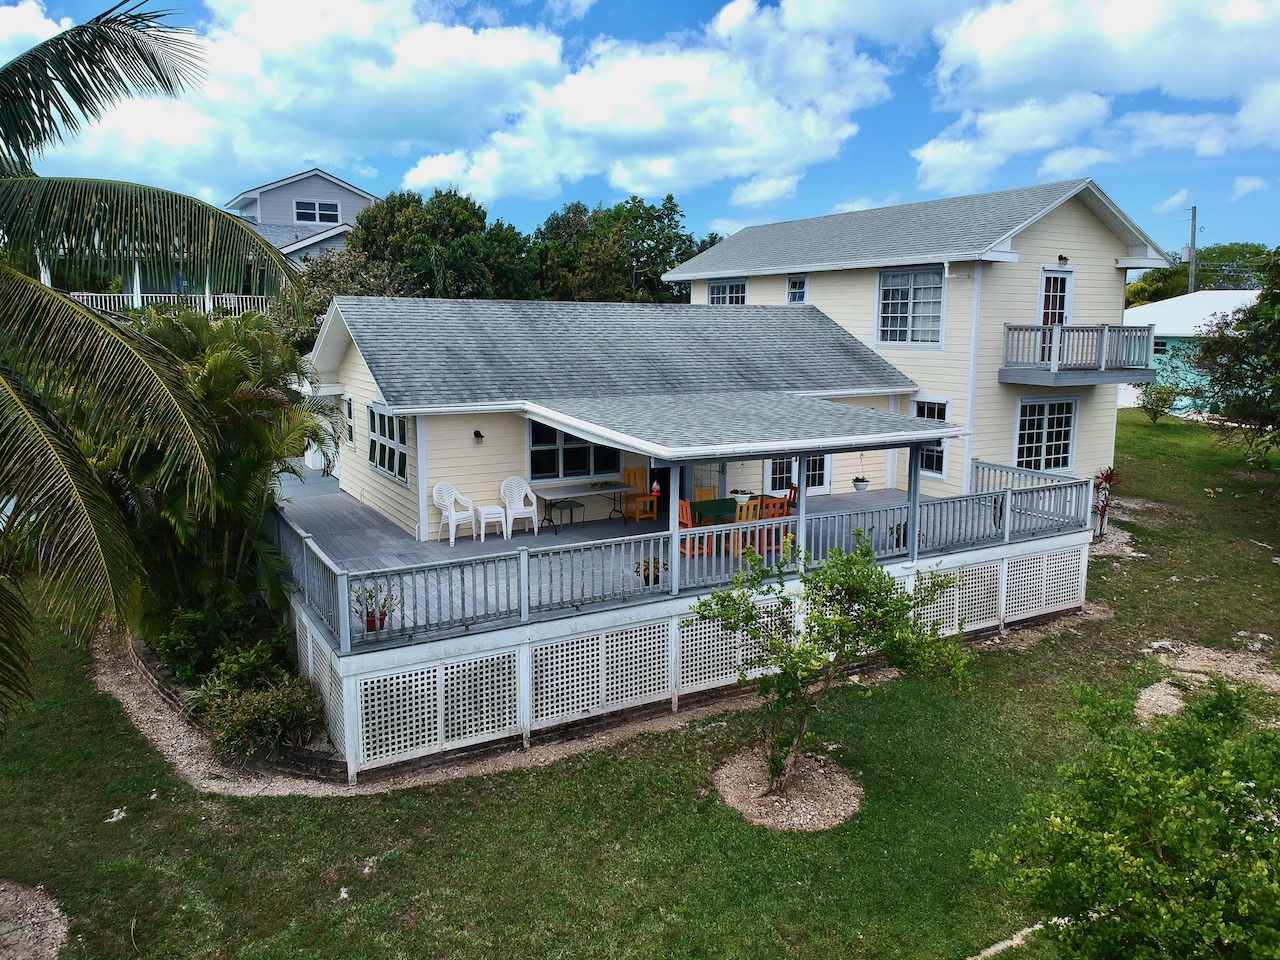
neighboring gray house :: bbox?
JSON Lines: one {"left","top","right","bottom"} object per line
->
{"left": 226, "top": 168, "right": 380, "bottom": 265}
{"left": 1117, "top": 289, "right": 1261, "bottom": 408}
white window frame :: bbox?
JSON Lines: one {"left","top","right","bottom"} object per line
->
{"left": 913, "top": 397, "right": 949, "bottom": 478}
{"left": 528, "top": 422, "right": 622, "bottom": 482}
{"left": 707, "top": 278, "right": 747, "bottom": 305}
{"left": 876, "top": 266, "right": 945, "bottom": 346}
{"left": 1039, "top": 266, "right": 1075, "bottom": 326}
{"left": 763, "top": 455, "right": 832, "bottom": 497}
{"left": 367, "top": 407, "right": 409, "bottom": 484}
{"left": 343, "top": 396, "right": 355, "bottom": 448}
{"left": 1013, "top": 395, "right": 1078, "bottom": 473}
{"left": 295, "top": 199, "right": 341, "bottom": 224}
{"left": 786, "top": 274, "right": 808, "bottom": 304}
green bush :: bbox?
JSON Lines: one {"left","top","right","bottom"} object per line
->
{"left": 189, "top": 627, "right": 293, "bottom": 716}
{"left": 1137, "top": 381, "right": 1180, "bottom": 423}
{"left": 203, "top": 676, "right": 323, "bottom": 763}
{"left": 149, "top": 596, "right": 278, "bottom": 687}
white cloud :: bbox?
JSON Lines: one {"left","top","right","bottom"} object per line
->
{"left": 1230, "top": 176, "right": 1269, "bottom": 202}
{"left": 0, "top": 1, "right": 64, "bottom": 64}
{"left": 1154, "top": 189, "right": 1189, "bottom": 214}
{"left": 831, "top": 194, "right": 901, "bottom": 213}
{"left": 546, "top": 0, "right": 594, "bottom": 22}
{"left": 730, "top": 175, "right": 802, "bottom": 206}
{"left": 915, "top": 0, "right": 1280, "bottom": 193}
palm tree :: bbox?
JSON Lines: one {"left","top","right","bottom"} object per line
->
{"left": 0, "top": 2, "right": 299, "bottom": 727}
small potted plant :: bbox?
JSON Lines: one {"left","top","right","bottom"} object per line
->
{"left": 852, "top": 476, "right": 870, "bottom": 492}
{"left": 352, "top": 583, "right": 402, "bottom": 631}
{"left": 634, "top": 556, "right": 669, "bottom": 586}
{"left": 729, "top": 488, "right": 755, "bottom": 505}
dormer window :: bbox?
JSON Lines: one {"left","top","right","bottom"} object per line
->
{"left": 295, "top": 200, "right": 340, "bottom": 224}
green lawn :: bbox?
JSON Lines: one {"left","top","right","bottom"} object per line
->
{"left": 2, "top": 410, "right": 1277, "bottom": 959}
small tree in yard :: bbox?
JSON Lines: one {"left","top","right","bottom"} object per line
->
{"left": 694, "top": 535, "right": 971, "bottom": 793}
{"left": 979, "top": 679, "right": 1280, "bottom": 959}
{"left": 1136, "top": 381, "right": 1180, "bottom": 423}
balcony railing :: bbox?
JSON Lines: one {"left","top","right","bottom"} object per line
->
{"left": 1001, "top": 323, "right": 1154, "bottom": 382}
{"left": 275, "top": 469, "right": 1092, "bottom": 653}
{"left": 68, "top": 292, "right": 275, "bottom": 315}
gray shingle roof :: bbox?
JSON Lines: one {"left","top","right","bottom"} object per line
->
{"left": 665, "top": 179, "right": 1097, "bottom": 280}
{"left": 248, "top": 221, "right": 348, "bottom": 248}
{"left": 328, "top": 297, "right": 916, "bottom": 407}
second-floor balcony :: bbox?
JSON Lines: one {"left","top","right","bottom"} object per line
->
{"left": 1000, "top": 323, "right": 1156, "bottom": 386}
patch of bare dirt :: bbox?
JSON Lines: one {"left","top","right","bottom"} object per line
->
{"left": 1107, "top": 495, "right": 1178, "bottom": 527}
{"left": 974, "top": 602, "right": 1116, "bottom": 653}
{"left": 0, "top": 881, "right": 67, "bottom": 960}
{"left": 1089, "top": 525, "right": 1147, "bottom": 559}
{"left": 711, "top": 747, "right": 863, "bottom": 831}
{"left": 1135, "top": 640, "right": 1280, "bottom": 719}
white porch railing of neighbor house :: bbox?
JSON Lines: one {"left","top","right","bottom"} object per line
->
{"left": 276, "top": 468, "right": 1092, "bottom": 653}
{"left": 69, "top": 292, "right": 274, "bottom": 315}
{"left": 1002, "top": 323, "right": 1154, "bottom": 372}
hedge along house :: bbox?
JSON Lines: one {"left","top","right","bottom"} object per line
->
{"left": 664, "top": 179, "right": 1170, "bottom": 502}
{"left": 279, "top": 296, "right": 1098, "bottom": 782}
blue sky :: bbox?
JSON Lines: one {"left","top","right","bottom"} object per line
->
{"left": 5, "top": 0, "right": 1280, "bottom": 258}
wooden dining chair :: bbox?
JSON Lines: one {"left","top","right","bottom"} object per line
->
{"left": 693, "top": 486, "right": 717, "bottom": 502}
{"left": 759, "top": 496, "right": 790, "bottom": 553}
{"left": 678, "top": 499, "right": 711, "bottom": 557}
{"left": 730, "top": 497, "right": 762, "bottom": 556}
{"left": 623, "top": 466, "right": 658, "bottom": 522}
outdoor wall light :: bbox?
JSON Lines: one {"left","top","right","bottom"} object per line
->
{"left": 473, "top": 430, "right": 484, "bottom": 445}
{"left": 1058, "top": 254, "right": 1069, "bottom": 264}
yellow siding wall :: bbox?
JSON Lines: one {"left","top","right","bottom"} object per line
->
{"left": 335, "top": 345, "right": 420, "bottom": 536}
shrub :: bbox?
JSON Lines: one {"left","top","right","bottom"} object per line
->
{"left": 1137, "top": 381, "right": 1180, "bottom": 423}
{"left": 148, "top": 595, "right": 275, "bottom": 687}
{"left": 203, "top": 676, "right": 324, "bottom": 763}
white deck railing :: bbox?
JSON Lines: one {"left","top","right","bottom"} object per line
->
{"left": 277, "top": 468, "right": 1092, "bottom": 651}
{"left": 68, "top": 292, "right": 274, "bottom": 315}
{"left": 1002, "top": 323, "right": 1154, "bottom": 372}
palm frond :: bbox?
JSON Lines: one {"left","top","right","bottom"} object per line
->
{"left": 0, "top": 575, "right": 34, "bottom": 730}
{"left": 0, "top": 1, "right": 202, "bottom": 172}
{"left": 0, "top": 177, "right": 299, "bottom": 298}
{"left": 0, "top": 265, "right": 212, "bottom": 498}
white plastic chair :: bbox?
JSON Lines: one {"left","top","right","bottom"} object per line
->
{"left": 501, "top": 476, "right": 539, "bottom": 538}
{"left": 433, "top": 481, "right": 476, "bottom": 545}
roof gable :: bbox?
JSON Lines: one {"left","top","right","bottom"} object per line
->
{"left": 664, "top": 179, "right": 1168, "bottom": 280}
{"left": 316, "top": 298, "right": 916, "bottom": 408}
{"left": 226, "top": 168, "right": 378, "bottom": 212}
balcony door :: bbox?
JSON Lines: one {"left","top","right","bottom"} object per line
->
{"left": 1039, "top": 267, "right": 1074, "bottom": 362}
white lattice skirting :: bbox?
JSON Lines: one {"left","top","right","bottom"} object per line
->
{"left": 291, "top": 532, "right": 1090, "bottom": 782}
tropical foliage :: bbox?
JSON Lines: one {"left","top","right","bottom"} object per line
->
{"left": 980, "top": 680, "right": 1280, "bottom": 959}
{"left": 0, "top": 3, "right": 299, "bottom": 728}
{"left": 1125, "top": 241, "right": 1273, "bottom": 307}
{"left": 695, "top": 537, "right": 970, "bottom": 791}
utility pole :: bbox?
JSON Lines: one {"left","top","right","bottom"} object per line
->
{"left": 1188, "top": 205, "right": 1197, "bottom": 294}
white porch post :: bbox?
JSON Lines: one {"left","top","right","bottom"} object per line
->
{"left": 668, "top": 464, "right": 681, "bottom": 597}
{"left": 131, "top": 262, "right": 142, "bottom": 308}
{"left": 796, "top": 460, "right": 808, "bottom": 562}
{"left": 415, "top": 416, "right": 430, "bottom": 541}
{"left": 907, "top": 445, "right": 922, "bottom": 563}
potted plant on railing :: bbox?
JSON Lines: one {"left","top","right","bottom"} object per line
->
{"left": 730, "top": 488, "right": 755, "bottom": 505}
{"left": 634, "top": 556, "right": 669, "bottom": 586}
{"left": 352, "top": 583, "right": 402, "bottom": 631}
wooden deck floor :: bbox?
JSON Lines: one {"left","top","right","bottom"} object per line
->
{"left": 276, "top": 472, "right": 911, "bottom": 575}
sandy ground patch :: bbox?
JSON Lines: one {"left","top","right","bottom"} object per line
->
{"left": 711, "top": 747, "right": 863, "bottom": 831}
{"left": 0, "top": 881, "right": 67, "bottom": 960}
{"left": 1136, "top": 640, "right": 1280, "bottom": 719}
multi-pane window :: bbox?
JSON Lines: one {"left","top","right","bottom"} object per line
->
{"left": 787, "top": 275, "right": 808, "bottom": 304}
{"left": 1040, "top": 269, "right": 1072, "bottom": 325}
{"left": 368, "top": 409, "right": 409, "bottom": 482}
{"left": 295, "top": 200, "right": 340, "bottom": 224}
{"left": 1153, "top": 338, "right": 1168, "bottom": 356}
{"left": 878, "top": 268, "right": 943, "bottom": 343}
{"left": 1017, "top": 400, "right": 1075, "bottom": 471}
{"left": 529, "top": 422, "right": 620, "bottom": 481}
{"left": 914, "top": 400, "right": 948, "bottom": 474}
{"left": 343, "top": 396, "right": 355, "bottom": 447}
{"left": 765, "top": 456, "right": 830, "bottom": 496}
{"left": 708, "top": 280, "right": 747, "bottom": 305}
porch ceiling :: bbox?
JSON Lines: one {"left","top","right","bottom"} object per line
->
{"left": 525, "top": 390, "right": 967, "bottom": 463}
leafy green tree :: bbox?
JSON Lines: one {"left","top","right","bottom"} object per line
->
{"left": 1136, "top": 381, "right": 1180, "bottom": 423}
{"left": 1189, "top": 247, "right": 1280, "bottom": 460}
{"left": 695, "top": 536, "right": 970, "bottom": 791}
{"left": 0, "top": 3, "right": 297, "bottom": 727}
{"left": 1126, "top": 242, "right": 1271, "bottom": 307}
{"left": 980, "top": 679, "right": 1280, "bottom": 959}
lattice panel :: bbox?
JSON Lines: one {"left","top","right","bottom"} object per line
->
{"left": 914, "top": 579, "right": 959, "bottom": 635}
{"left": 680, "top": 616, "right": 740, "bottom": 687}
{"left": 1044, "top": 548, "right": 1084, "bottom": 609}
{"left": 605, "top": 622, "right": 670, "bottom": 705}
{"left": 958, "top": 562, "right": 1001, "bottom": 630}
{"left": 443, "top": 653, "right": 518, "bottom": 744}
{"left": 1005, "top": 555, "right": 1047, "bottom": 619}
{"left": 533, "top": 635, "right": 602, "bottom": 723}
{"left": 313, "top": 633, "right": 344, "bottom": 750}
{"left": 359, "top": 667, "right": 438, "bottom": 763}
{"left": 293, "top": 617, "right": 310, "bottom": 677}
